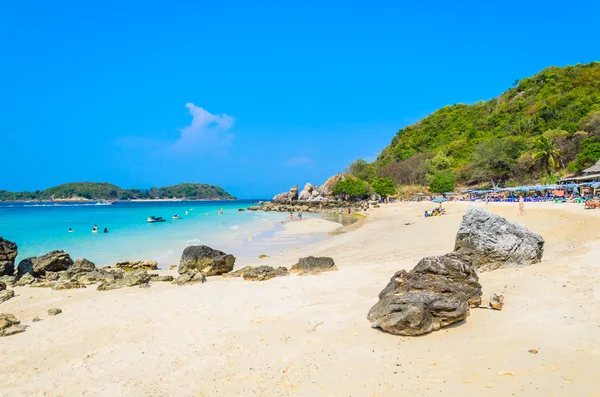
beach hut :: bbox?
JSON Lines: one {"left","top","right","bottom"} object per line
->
{"left": 582, "top": 158, "right": 600, "bottom": 176}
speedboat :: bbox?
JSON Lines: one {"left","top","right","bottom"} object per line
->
{"left": 95, "top": 200, "right": 115, "bottom": 206}
{"left": 147, "top": 216, "right": 166, "bottom": 223}
{"left": 172, "top": 215, "right": 182, "bottom": 220}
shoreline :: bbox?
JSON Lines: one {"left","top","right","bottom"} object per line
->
{"left": 1, "top": 201, "right": 600, "bottom": 395}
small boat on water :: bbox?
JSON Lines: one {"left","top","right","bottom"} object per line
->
{"left": 147, "top": 216, "right": 166, "bottom": 223}
{"left": 95, "top": 200, "right": 115, "bottom": 206}
{"left": 172, "top": 215, "right": 182, "bottom": 220}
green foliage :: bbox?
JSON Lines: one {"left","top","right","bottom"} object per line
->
{"left": 568, "top": 139, "right": 600, "bottom": 172}
{"left": 374, "top": 62, "right": 600, "bottom": 184}
{"left": 0, "top": 182, "right": 236, "bottom": 201}
{"left": 532, "top": 134, "right": 562, "bottom": 174}
{"left": 332, "top": 178, "right": 370, "bottom": 199}
{"left": 371, "top": 177, "right": 396, "bottom": 197}
{"left": 429, "top": 172, "right": 455, "bottom": 193}
{"left": 347, "top": 159, "right": 377, "bottom": 183}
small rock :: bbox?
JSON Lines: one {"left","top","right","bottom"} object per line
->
{"left": 490, "top": 294, "right": 504, "bottom": 310}
{"left": 48, "top": 308, "right": 62, "bottom": 316}
{"left": 258, "top": 254, "right": 269, "bottom": 259}
{"left": 32, "top": 317, "right": 42, "bottom": 322}
{"left": 16, "top": 273, "right": 37, "bottom": 286}
{"left": 169, "top": 265, "right": 177, "bottom": 270}
{"left": 150, "top": 275, "right": 174, "bottom": 282}
{"left": 0, "top": 289, "right": 15, "bottom": 304}
{"left": 173, "top": 272, "right": 206, "bottom": 286}
{"left": 528, "top": 349, "right": 539, "bottom": 354}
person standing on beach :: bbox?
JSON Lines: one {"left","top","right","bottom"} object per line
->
{"left": 289, "top": 211, "right": 293, "bottom": 221}
{"left": 518, "top": 195, "right": 526, "bottom": 216}
{"left": 298, "top": 209, "right": 303, "bottom": 221}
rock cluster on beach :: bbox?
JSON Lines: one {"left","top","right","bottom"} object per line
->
{"left": 368, "top": 208, "right": 544, "bottom": 336}
{"left": 250, "top": 175, "right": 367, "bottom": 213}
{"left": 221, "top": 256, "right": 337, "bottom": 281}
{"left": 454, "top": 207, "right": 545, "bottom": 272}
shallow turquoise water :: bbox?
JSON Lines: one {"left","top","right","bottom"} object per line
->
{"left": 0, "top": 200, "right": 292, "bottom": 267}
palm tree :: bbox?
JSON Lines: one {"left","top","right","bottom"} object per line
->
{"left": 532, "top": 135, "right": 561, "bottom": 175}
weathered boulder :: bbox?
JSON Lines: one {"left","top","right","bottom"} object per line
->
{"left": 112, "top": 260, "right": 158, "bottom": 271}
{"left": 17, "top": 250, "right": 74, "bottom": 277}
{"left": 173, "top": 272, "right": 206, "bottom": 286}
{"left": 71, "top": 258, "right": 97, "bottom": 273}
{"left": 0, "top": 289, "right": 15, "bottom": 304}
{"left": 376, "top": 253, "right": 482, "bottom": 308}
{"left": 97, "top": 270, "right": 151, "bottom": 291}
{"left": 273, "top": 186, "right": 299, "bottom": 203}
{"left": 290, "top": 257, "right": 337, "bottom": 274}
{"left": 0, "top": 275, "right": 16, "bottom": 286}
{"left": 0, "top": 313, "right": 26, "bottom": 337}
{"left": 298, "top": 183, "right": 317, "bottom": 201}
{"left": 367, "top": 253, "right": 481, "bottom": 336}
{"left": 318, "top": 174, "right": 344, "bottom": 196}
{"left": 243, "top": 266, "right": 289, "bottom": 281}
{"left": 367, "top": 291, "right": 468, "bottom": 336}
{"left": 16, "top": 273, "right": 36, "bottom": 286}
{"left": 222, "top": 266, "right": 253, "bottom": 278}
{"left": 179, "top": 245, "right": 235, "bottom": 276}
{"left": 454, "top": 207, "right": 544, "bottom": 272}
{"left": 0, "top": 281, "right": 5, "bottom": 291}
{"left": 0, "top": 237, "right": 18, "bottom": 276}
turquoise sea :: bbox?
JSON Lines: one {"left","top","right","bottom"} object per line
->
{"left": 0, "top": 200, "right": 308, "bottom": 267}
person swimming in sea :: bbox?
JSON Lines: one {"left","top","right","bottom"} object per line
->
{"left": 103, "top": 228, "right": 108, "bottom": 233}
{"left": 68, "top": 228, "right": 73, "bottom": 233}
{"left": 92, "top": 225, "right": 98, "bottom": 233}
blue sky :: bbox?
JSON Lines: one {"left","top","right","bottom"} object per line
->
{"left": 1, "top": 1, "right": 598, "bottom": 198}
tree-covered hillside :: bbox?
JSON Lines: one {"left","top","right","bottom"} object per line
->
{"left": 373, "top": 62, "right": 600, "bottom": 188}
{"left": 0, "top": 182, "right": 236, "bottom": 201}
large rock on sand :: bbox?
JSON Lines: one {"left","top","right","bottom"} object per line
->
{"left": 0, "top": 289, "right": 15, "bottom": 304}
{"left": 97, "top": 270, "right": 151, "bottom": 291}
{"left": 0, "top": 237, "right": 18, "bottom": 276}
{"left": 17, "top": 250, "right": 74, "bottom": 277}
{"left": 367, "top": 291, "right": 468, "bottom": 336}
{"left": 242, "top": 266, "right": 289, "bottom": 281}
{"left": 290, "top": 256, "right": 337, "bottom": 274}
{"left": 0, "top": 313, "right": 26, "bottom": 337}
{"left": 273, "top": 186, "right": 299, "bottom": 203}
{"left": 179, "top": 245, "right": 235, "bottom": 276}
{"left": 367, "top": 253, "right": 481, "bottom": 336}
{"left": 454, "top": 207, "right": 544, "bottom": 272}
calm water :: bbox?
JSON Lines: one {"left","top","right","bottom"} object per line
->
{"left": 0, "top": 200, "right": 295, "bottom": 267}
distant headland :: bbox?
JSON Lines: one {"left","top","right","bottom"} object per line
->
{"left": 0, "top": 182, "right": 236, "bottom": 202}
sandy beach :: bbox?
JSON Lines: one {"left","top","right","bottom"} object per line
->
{"left": 1, "top": 201, "right": 600, "bottom": 396}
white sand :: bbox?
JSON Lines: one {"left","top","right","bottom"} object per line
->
{"left": 1, "top": 201, "right": 600, "bottom": 396}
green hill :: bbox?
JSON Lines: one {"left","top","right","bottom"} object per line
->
{"left": 373, "top": 62, "right": 600, "bottom": 188}
{"left": 0, "top": 182, "right": 236, "bottom": 201}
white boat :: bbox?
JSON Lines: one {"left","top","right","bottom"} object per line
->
{"left": 147, "top": 216, "right": 166, "bottom": 223}
{"left": 172, "top": 215, "right": 182, "bottom": 220}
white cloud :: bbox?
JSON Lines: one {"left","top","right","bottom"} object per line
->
{"left": 285, "top": 156, "right": 314, "bottom": 166}
{"left": 169, "top": 103, "right": 235, "bottom": 155}
{"left": 116, "top": 103, "right": 235, "bottom": 157}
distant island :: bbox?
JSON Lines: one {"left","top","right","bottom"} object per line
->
{"left": 0, "top": 182, "right": 237, "bottom": 202}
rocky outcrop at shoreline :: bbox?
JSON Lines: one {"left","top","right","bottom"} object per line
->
{"left": 0, "top": 237, "right": 18, "bottom": 276}
{"left": 248, "top": 200, "right": 363, "bottom": 213}
{"left": 454, "top": 207, "right": 545, "bottom": 272}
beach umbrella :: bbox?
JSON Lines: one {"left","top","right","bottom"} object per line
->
{"left": 573, "top": 185, "right": 579, "bottom": 195}
{"left": 432, "top": 197, "right": 447, "bottom": 203}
